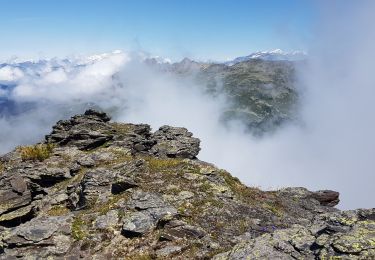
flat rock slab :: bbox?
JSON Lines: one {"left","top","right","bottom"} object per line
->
{"left": 4, "top": 215, "right": 72, "bottom": 246}
{"left": 122, "top": 211, "right": 155, "bottom": 237}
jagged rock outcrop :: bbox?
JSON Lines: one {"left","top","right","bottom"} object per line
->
{"left": 0, "top": 110, "right": 373, "bottom": 259}
{"left": 45, "top": 109, "right": 114, "bottom": 150}
{"left": 151, "top": 125, "right": 200, "bottom": 159}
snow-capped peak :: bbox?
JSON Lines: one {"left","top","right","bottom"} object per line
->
{"left": 225, "top": 49, "right": 307, "bottom": 65}
{"left": 269, "top": 49, "right": 283, "bottom": 54}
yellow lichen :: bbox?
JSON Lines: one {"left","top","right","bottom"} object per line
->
{"left": 337, "top": 217, "right": 357, "bottom": 226}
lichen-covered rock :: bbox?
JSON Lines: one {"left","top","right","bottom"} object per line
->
{"left": 22, "top": 166, "right": 72, "bottom": 187}
{"left": 151, "top": 125, "right": 201, "bottom": 159}
{"left": 80, "top": 168, "right": 115, "bottom": 204}
{"left": 160, "top": 220, "right": 205, "bottom": 241}
{"left": 0, "top": 173, "right": 32, "bottom": 225}
{"left": 95, "top": 210, "right": 119, "bottom": 230}
{"left": 0, "top": 174, "right": 31, "bottom": 214}
{"left": 127, "top": 190, "right": 178, "bottom": 221}
{"left": 155, "top": 245, "right": 183, "bottom": 257}
{"left": 75, "top": 167, "right": 139, "bottom": 208}
{"left": 111, "top": 123, "right": 156, "bottom": 154}
{"left": 0, "top": 110, "right": 373, "bottom": 259}
{"left": 121, "top": 211, "right": 155, "bottom": 237}
{"left": 2, "top": 215, "right": 73, "bottom": 258}
{"left": 45, "top": 109, "right": 114, "bottom": 150}
{"left": 214, "top": 209, "right": 375, "bottom": 259}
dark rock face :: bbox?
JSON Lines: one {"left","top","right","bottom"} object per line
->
{"left": 0, "top": 174, "right": 33, "bottom": 226}
{"left": 311, "top": 190, "right": 340, "bottom": 207}
{"left": 45, "top": 109, "right": 114, "bottom": 150}
{"left": 0, "top": 110, "right": 373, "bottom": 259}
{"left": 83, "top": 109, "right": 111, "bottom": 122}
{"left": 46, "top": 109, "right": 200, "bottom": 159}
{"left": 160, "top": 220, "right": 205, "bottom": 241}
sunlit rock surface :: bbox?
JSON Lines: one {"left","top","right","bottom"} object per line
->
{"left": 0, "top": 110, "right": 373, "bottom": 259}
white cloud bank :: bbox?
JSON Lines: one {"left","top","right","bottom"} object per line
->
{"left": 0, "top": 66, "right": 24, "bottom": 82}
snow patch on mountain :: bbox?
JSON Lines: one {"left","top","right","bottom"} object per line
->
{"left": 225, "top": 49, "right": 307, "bottom": 65}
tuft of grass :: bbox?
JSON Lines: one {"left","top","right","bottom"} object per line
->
{"left": 47, "top": 205, "right": 70, "bottom": 216}
{"left": 72, "top": 216, "right": 88, "bottom": 241}
{"left": 94, "top": 193, "right": 129, "bottom": 215}
{"left": 186, "top": 242, "right": 202, "bottom": 258}
{"left": 146, "top": 157, "right": 184, "bottom": 172}
{"left": 181, "top": 195, "right": 224, "bottom": 224}
{"left": 19, "top": 143, "right": 55, "bottom": 161}
{"left": 238, "top": 219, "right": 249, "bottom": 233}
{"left": 263, "top": 201, "right": 284, "bottom": 217}
{"left": 219, "top": 170, "right": 241, "bottom": 188}
{"left": 219, "top": 170, "right": 262, "bottom": 203}
{"left": 199, "top": 181, "right": 213, "bottom": 193}
{"left": 0, "top": 162, "right": 4, "bottom": 173}
{"left": 78, "top": 192, "right": 129, "bottom": 217}
{"left": 111, "top": 122, "right": 134, "bottom": 135}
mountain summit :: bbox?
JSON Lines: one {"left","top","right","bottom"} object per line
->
{"left": 0, "top": 110, "right": 374, "bottom": 259}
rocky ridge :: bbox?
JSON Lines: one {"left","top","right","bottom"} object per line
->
{"left": 0, "top": 110, "right": 374, "bottom": 259}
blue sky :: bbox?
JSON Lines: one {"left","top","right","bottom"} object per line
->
{"left": 0, "top": 0, "right": 315, "bottom": 61}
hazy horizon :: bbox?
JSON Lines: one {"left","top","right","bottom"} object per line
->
{"left": 0, "top": 0, "right": 314, "bottom": 61}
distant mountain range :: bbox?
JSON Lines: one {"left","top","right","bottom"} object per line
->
{"left": 0, "top": 49, "right": 306, "bottom": 81}
{"left": 143, "top": 49, "right": 307, "bottom": 66}
{"left": 0, "top": 50, "right": 302, "bottom": 133}
{"left": 224, "top": 49, "right": 307, "bottom": 65}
